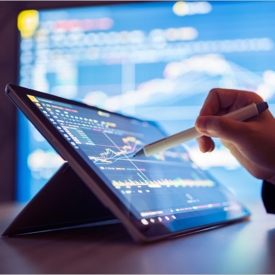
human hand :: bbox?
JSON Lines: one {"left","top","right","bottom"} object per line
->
{"left": 195, "top": 88, "right": 275, "bottom": 185}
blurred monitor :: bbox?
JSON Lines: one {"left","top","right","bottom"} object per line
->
{"left": 17, "top": 1, "right": 275, "bottom": 202}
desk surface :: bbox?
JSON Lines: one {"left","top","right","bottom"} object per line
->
{"left": 1, "top": 199, "right": 275, "bottom": 274}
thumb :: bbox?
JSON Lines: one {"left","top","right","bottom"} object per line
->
{"left": 195, "top": 116, "right": 249, "bottom": 141}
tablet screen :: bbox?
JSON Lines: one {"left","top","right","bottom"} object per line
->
{"left": 25, "top": 92, "right": 249, "bottom": 236}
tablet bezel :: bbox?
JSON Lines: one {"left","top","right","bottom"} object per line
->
{"left": 5, "top": 83, "right": 250, "bottom": 243}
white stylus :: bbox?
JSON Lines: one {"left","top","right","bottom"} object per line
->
{"left": 133, "top": 102, "right": 268, "bottom": 157}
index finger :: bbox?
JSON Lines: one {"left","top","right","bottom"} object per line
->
{"left": 199, "top": 88, "right": 264, "bottom": 116}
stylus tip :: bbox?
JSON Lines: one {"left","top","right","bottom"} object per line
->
{"left": 133, "top": 148, "right": 145, "bottom": 157}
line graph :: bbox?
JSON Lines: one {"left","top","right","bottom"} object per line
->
{"left": 81, "top": 122, "right": 216, "bottom": 192}
{"left": 89, "top": 135, "right": 143, "bottom": 164}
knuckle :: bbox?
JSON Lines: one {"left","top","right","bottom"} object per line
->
{"left": 212, "top": 118, "right": 226, "bottom": 133}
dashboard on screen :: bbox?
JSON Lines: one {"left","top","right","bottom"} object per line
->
{"left": 17, "top": 1, "right": 275, "bottom": 202}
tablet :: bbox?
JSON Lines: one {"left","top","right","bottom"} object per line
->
{"left": 4, "top": 84, "right": 250, "bottom": 243}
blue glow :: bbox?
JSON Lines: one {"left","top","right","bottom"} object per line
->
{"left": 17, "top": 1, "right": 275, "bottom": 202}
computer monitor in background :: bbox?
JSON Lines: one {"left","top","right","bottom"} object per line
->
{"left": 17, "top": 1, "right": 275, "bottom": 202}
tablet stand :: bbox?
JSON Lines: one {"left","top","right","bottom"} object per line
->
{"left": 2, "top": 162, "right": 117, "bottom": 236}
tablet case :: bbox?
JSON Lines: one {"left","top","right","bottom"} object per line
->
{"left": 2, "top": 162, "right": 117, "bottom": 236}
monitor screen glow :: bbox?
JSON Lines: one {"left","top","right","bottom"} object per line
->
{"left": 17, "top": 1, "right": 275, "bottom": 202}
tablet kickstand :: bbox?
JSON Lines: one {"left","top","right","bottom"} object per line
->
{"left": 2, "top": 162, "right": 117, "bottom": 236}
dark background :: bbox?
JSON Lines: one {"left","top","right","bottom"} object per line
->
{"left": 0, "top": 1, "right": 122, "bottom": 202}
